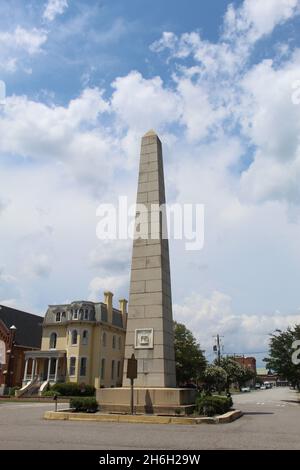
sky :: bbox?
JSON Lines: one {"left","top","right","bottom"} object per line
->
{"left": 1, "top": 0, "right": 300, "bottom": 365}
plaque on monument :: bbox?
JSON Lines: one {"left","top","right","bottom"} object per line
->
{"left": 135, "top": 328, "right": 153, "bottom": 349}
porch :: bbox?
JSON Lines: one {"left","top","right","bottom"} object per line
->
{"left": 23, "top": 350, "right": 67, "bottom": 386}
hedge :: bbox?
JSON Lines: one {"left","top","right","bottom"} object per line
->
{"left": 51, "top": 382, "right": 95, "bottom": 396}
{"left": 196, "top": 395, "right": 233, "bottom": 417}
{"left": 42, "top": 390, "right": 61, "bottom": 397}
{"left": 70, "top": 397, "right": 98, "bottom": 413}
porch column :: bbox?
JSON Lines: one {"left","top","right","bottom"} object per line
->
{"left": 54, "top": 358, "right": 59, "bottom": 383}
{"left": 23, "top": 359, "right": 29, "bottom": 382}
{"left": 47, "top": 358, "right": 51, "bottom": 381}
{"left": 31, "top": 359, "right": 36, "bottom": 381}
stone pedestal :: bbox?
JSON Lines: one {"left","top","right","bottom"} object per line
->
{"left": 97, "top": 387, "right": 196, "bottom": 415}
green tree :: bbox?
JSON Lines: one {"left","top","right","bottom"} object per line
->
{"left": 217, "top": 357, "right": 245, "bottom": 392}
{"left": 174, "top": 321, "right": 206, "bottom": 385}
{"left": 236, "top": 366, "right": 255, "bottom": 389}
{"left": 264, "top": 325, "right": 300, "bottom": 390}
{"left": 202, "top": 365, "right": 227, "bottom": 394}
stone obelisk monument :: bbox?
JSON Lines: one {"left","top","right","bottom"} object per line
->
{"left": 122, "top": 129, "right": 176, "bottom": 388}
{"left": 97, "top": 131, "right": 195, "bottom": 414}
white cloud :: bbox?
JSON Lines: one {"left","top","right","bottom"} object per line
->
{"left": 88, "top": 274, "right": 129, "bottom": 302}
{"left": 224, "top": 0, "right": 300, "bottom": 44}
{"left": 174, "top": 290, "right": 300, "bottom": 360}
{"left": 43, "top": 0, "right": 68, "bottom": 22}
{"left": 111, "top": 71, "right": 181, "bottom": 133}
{"left": 0, "top": 26, "right": 47, "bottom": 72}
{"left": 239, "top": 53, "right": 300, "bottom": 204}
{"left": 0, "top": 26, "right": 47, "bottom": 55}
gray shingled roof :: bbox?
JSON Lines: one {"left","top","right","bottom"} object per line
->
{"left": 0, "top": 305, "right": 43, "bottom": 348}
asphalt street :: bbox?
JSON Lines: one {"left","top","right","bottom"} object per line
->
{"left": 0, "top": 387, "right": 299, "bottom": 450}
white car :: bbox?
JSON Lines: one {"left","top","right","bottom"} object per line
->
{"left": 241, "top": 386, "right": 251, "bottom": 392}
{"left": 260, "top": 385, "right": 266, "bottom": 390}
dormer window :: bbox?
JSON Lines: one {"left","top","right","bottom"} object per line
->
{"left": 79, "top": 308, "right": 83, "bottom": 319}
{"left": 73, "top": 309, "right": 78, "bottom": 320}
{"left": 55, "top": 312, "right": 61, "bottom": 322}
{"left": 84, "top": 309, "right": 89, "bottom": 320}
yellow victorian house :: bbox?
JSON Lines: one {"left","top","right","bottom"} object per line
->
{"left": 18, "top": 292, "right": 127, "bottom": 395}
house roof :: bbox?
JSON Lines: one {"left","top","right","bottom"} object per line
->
{"left": 0, "top": 305, "right": 43, "bottom": 348}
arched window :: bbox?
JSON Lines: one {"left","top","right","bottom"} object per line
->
{"left": 49, "top": 332, "right": 57, "bottom": 349}
{"left": 71, "top": 330, "right": 78, "bottom": 345}
{"left": 82, "top": 330, "right": 88, "bottom": 345}
{"left": 84, "top": 309, "right": 89, "bottom": 320}
{"left": 102, "top": 332, "right": 107, "bottom": 347}
{"left": 112, "top": 335, "right": 116, "bottom": 349}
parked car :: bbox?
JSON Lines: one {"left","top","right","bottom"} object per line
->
{"left": 241, "top": 386, "right": 251, "bottom": 392}
{"left": 260, "top": 385, "right": 266, "bottom": 390}
{"left": 255, "top": 383, "right": 261, "bottom": 390}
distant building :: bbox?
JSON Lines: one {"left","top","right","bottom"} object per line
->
{"left": 256, "top": 367, "right": 288, "bottom": 386}
{"left": 0, "top": 305, "right": 43, "bottom": 394}
{"left": 20, "top": 292, "right": 127, "bottom": 395}
{"left": 231, "top": 356, "right": 256, "bottom": 387}
{"left": 232, "top": 356, "right": 257, "bottom": 374}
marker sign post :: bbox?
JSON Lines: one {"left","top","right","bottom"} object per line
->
{"left": 126, "top": 353, "right": 137, "bottom": 415}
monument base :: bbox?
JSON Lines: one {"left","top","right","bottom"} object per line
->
{"left": 96, "top": 387, "right": 196, "bottom": 416}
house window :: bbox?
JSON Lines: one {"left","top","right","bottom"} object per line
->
{"left": 118, "top": 337, "right": 121, "bottom": 350}
{"left": 84, "top": 309, "right": 89, "bottom": 320}
{"left": 49, "top": 332, "right": 57, "bottom": 349}
{"left": 71, "top": 330, "right": 78, "bottom": 345}
{"left": 100, "top": 358, "right": 105, "bottom": 380}
{"left": 102, "top": 332, "right": 107, "bottom": 347}
{"left": 55, "top": 312, "right": 61, "bottom": 322}
{"left": 111, "top": 360, "right": 115, "bottom": 380}
{"left": 112, "top": 335, "right": 116, "bottom": 349}
{"left": 80, "top": 357, "right": 87, "bottom": 376}
{"left": 82, "top": 330, "right": 88, "bottom": 345}
{"left": 79, "top": 308, "right": 83, "bottom": 319}
{"left": 69, "top": 357, "right": 76, "bottom": 376}
{"left": 117, "top": 361, "right": 121, "bottom": 378}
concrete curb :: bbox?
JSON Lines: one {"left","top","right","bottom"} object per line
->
{"left": 44, "top": 409, "right": 243, "bottom": 425}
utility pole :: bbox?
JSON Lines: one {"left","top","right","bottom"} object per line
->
{"left": 212, "top": 334, "right": 224, "bottom": 365}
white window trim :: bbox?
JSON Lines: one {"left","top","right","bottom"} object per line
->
{"left": 69, "top": 357, "right": 76, "bottom": 377}
{"left": 82, "top": 330, "right": 88, "bottom": 346}
{"left": 70, "top": 329, "right": 78, "bottom": 346}
{"left": 79, "top": 357, "right": 87, "bottom": 377}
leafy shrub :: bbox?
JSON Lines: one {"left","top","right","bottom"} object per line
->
{"left": 51, "top": 382, "right": 95, "bottom": 396}
{"left": 70, "top": 397, "right": 98, "bottom": 413}
{"left": 9, "top": 386, "right": 20, "bottom": 396}
{"left": 196, "top": 395, "right": 232, "bottom": 417}
{"left": 42, "top": 390, "right": 61, "bottom": 397}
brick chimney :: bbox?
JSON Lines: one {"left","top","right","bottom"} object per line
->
{"left": 104, "top": 291, "right": 113, "bottom": 324}
{"left": 119, "top": 298, "right": 128, "bottom": 329}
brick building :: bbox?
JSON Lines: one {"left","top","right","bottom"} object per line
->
{"left": 0, "top": 305, "right": 43, "bottom": 394}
